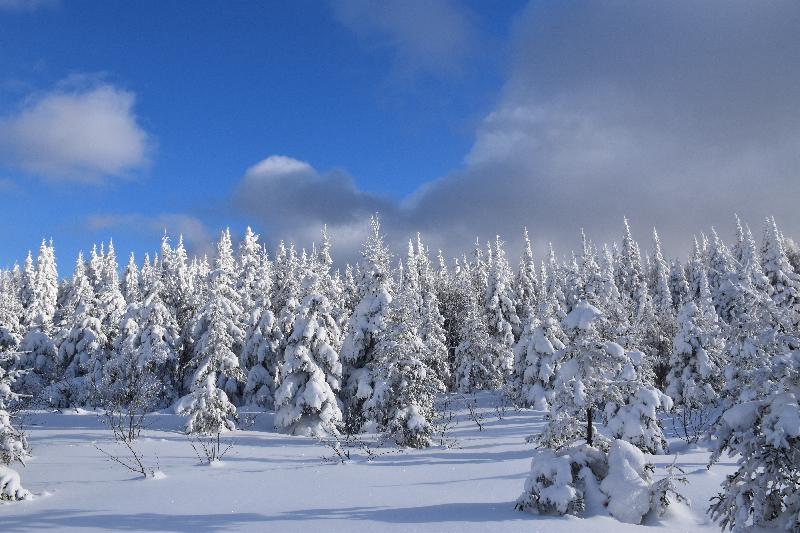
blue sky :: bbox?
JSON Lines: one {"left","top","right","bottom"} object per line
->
{"left": 0, "top": 0, "right": 523, "bottom": 266}
{"left": 1, "top": 1, "right": 799, "bottom": 270}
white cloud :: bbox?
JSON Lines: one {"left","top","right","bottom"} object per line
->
{"left": 0, "top": 0, "right": 57, "bottom": 11}
{"left": 0, "top": 83, "right": 151, "bottom": 183}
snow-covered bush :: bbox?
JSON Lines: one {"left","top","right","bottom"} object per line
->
{"left": 517, "top": 439, "right": 686, "bottom": 524}
{"left": 511, "top": 316, "right": 565, "bottom": 410}
{"left": 600, "top": 439, "right": 654, "bottom": 524}
{"left": 516, "top": 443, "right": 607, "bottom": 516}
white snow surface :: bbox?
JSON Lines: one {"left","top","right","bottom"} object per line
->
{"left": 1, "top": 392, "right": 732, "bottom": 532}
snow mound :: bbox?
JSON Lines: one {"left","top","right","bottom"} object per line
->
{"left": 0, "top": 465, "right": 31, "bottom": 501}
{"left": 600, "top": 440, "right": 651, "bottom": 524}
{"left": 564, "top": 302, "right": 602, "bottom": 331}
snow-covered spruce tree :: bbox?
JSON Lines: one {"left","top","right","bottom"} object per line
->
{"left": 668, "top": 259, "right": 691, "bottom": 312}
{"left": 405, "top": 234, "right": 450, "bottom": 387}
{"left": 18, "top": 252, "right": 34, "bottom": 321}
{"left": 0, "top": 348, "right": 31, "bottom": 501}
{"left": 762, "top": 217, "right": 800, "bottom": 325}
{"left": 241, "top": 247, "right": 282, "bottom": 408}
{"left": 647, "top": 228, "right": 676, "bottom": 388}
{"left": 709, "top": 350, "right": 800, "bottom": 531}
{"left": 665, "top": 269, "right": 726, "bottom": 409}
{"left": 181, "top": 230, "right": 245, "bottom": 421}
{"left": 106, "top": 277, "right": 182, "bottom": 410}
{"left": 363, "top": 281, "right": 444, "bottom": 447}
{"left": 0, "top": 275, "right": 24, "bottom": 353}
{"left": 17, "top": 241, "right": 60, "bottom": 397}
{"left": 514, "top": 227, "right": 539, "bottom": 337}
{"left": 139, "top": 253, "right": 156, "bottom": 300}
{"left": 274, "top": 273, "right": 343, "bottom": 437}
{"left": 707, "top": 228, "right": 737, "bottom": 317}
{"left": 237, "top": 226, "right": 263, "bottom": 325}
{"left": 511, "top": 293, "right": 566, "bottom": 410}
{"left": 53, "top": 253, "right": 108, "bottom": 406}
{"left": 721, "top": 272, "right": 795, "bottom": 406}
{"left": 159, "top": 234, "right": 198, "bottom": 396}
{"left": 178, "top": 284, "right": 240, "bottom": 435}
{"left": 604, "top": 346, "right": 672, "bottom": 454}
{"left": 315, "top": 225, "right": 349, "bottom": 329}
{"left": 452, "top": 263, "right": 504, "bottom": 392}
{"left": 25, "top": 239, "right": 58, "bottom": 332}
{"left": 544, "top": 244, "right": 568, "bottom": 320}
{"left": 95, "top": 239, "right": 126, "bottom": 345}
{"left": 539, "top": 301, "right": 669, "bottom": 453}
{"left": 122, "top": 253, "right": 141, "bottom": 306}
{"left": 341, "top": 216, "right": 393, "bottom": 430}
{"left": 617, "top": 218, "right": 645, "bottom": 304}
{"left": 272, "top": 241, "right": 301, "bottom": 364}
{"left": 484, "top": 236, "right": 518, "bottom": 372}
{"left": 434, "top": 256, "right": 471, "bottom": 390}
{"left": 341, "top": 263, "right": 361, "bottom": 321}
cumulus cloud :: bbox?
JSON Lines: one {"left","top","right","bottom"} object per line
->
{"left": 233, "top": 1, "right": 800, "bottom": 264}
{"left": 330, "top": 0, "right": 477, "bottom": 75}
{"left": 232, "top": 155, "right": 397, "bottom": 254}
{"left": 0, "top": 83, "right": 151, "bottom": 183}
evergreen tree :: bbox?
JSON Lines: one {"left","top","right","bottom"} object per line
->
{"left": 184, "top": 231, "right": 245, "bottom": 406}
{"left": 515, "top": 227, "right": 539, "bottom": 336}
{"left": 511, "top": 292, "right": 566, "bottom": 410}
{"left": 454, "top": 268, "right": 506, "bottom": 392}
{"left": 0, "top": 348, "right": 30, "bottom": 501}
{"left": 709, "top": 350, "right": 800, "bottom": 531}
{"left": 484, "top": 236, "right": 518, "bottom": 375}
{"left": 665, "top": 270, "right": 726, "bottom": 408}
{"left": 274, "top": 274, "right": 343, "bottom": 436}
{"left": 364, "top": 283, "right": 443, "bottom": 447}
{"left": 122, "top": 253, "right": 141, "bottom": 306}
{"left": 341, "top": 216, "right": 393, "bottom": 430}
{"left": 241, "top": 249, "right": 282, "bottom": 408}
{"left": 762, "top": 217, "right": 800, "bottom": 325}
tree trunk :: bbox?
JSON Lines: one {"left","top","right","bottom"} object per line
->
{"left": 586, "top": 407, "right": 593, "bottom": 446}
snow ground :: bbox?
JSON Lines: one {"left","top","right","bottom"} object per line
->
{"left": 1, "top": 393, "right": 735, "bottom": 532}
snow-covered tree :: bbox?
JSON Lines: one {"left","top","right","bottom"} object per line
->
{"left": 274, "top": 279, "right": 343, "bottom": 437}
{"left": 183, "top": 230, "right": 245, "bottom": 411}
{"left": 341, "top": 216, "right": 393, "bottom": 430}
{"left": 484, "top": 236, "right": 518, "bottom": 373}
{"left": 122, "top": 253, "right": 141, "bottom": 306}
{"left": 668, "top": 259, "right": 690, "bottom": 312}
{"left": 511, "top": 309, "right": 565, "bottom": 410}
{"left": 241, "top": 249, "right": 281, "bottom": 408}
{"left": 709, "top": 350, "right": 800, "bottom": 531}
{"left": 53, "top": 253, "right": 107, "bottom": 406}
{"left": 665, "top": 270, "right": 725, "bottom": 408}
{"left": 762, "top": 217, "right": 800, "bottom": 325}
{"left": 537, "top": 298, "right": 671, "bottom": 454}
{"left": 515, "top": 227, "right": 539, "bottom": 335}
{"left": 96, "top": 239, "right": 126, "bottom": 343}
{"left": 0, "top": 275, "right": 24, "bottom": 353}
{"left": 26, "top": 240, "right": 58, "bottom": 332}
{"left": 109, "top": 278, "right": 181, "bottom": 409}
{"left": 0, "top": 348, "right": 31, "bottom": 501}
{"left": 617, "top": 218, "right": 645, "bottom": 303}
{"left": 363, "top": 281, "right": 443, "bottom": 447}
{"left": 454, "top": 281, "right": 506, "bottom": 392}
